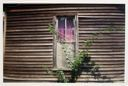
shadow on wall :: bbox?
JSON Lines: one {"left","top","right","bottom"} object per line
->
{"left": 71, "top": 23, "right": 125, "bottom": 82}
{"left": 69, "top": 54, "right": 113, "bottom": 82}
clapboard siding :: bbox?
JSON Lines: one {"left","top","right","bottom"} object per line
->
{"left": 4, "top": 4, "right": 125, "bottom": 82}
{"left": 77, "top": 5, "right": 125, "bottom": 82}
{"left": 4, "top": 8, "right": 55, "bottom": 82}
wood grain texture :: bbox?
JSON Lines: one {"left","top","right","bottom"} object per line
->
{"left": 4, "top": 4, "right": 125, "bottom": 82}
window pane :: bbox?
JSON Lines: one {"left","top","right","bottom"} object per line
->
{"left": 66, "top": 17, "right": 74, "bottom": 42}
{"left": 56, "top": 16, "right": 75, "bottom": 69}
{"left": 58, "top": 17, "right": 65, "bottom": 41}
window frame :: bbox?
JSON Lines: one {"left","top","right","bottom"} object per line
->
{"left": 53, "top": 14, "right": 78, "bottom": 69}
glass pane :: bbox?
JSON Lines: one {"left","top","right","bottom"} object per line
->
{"left": 56, "top": 16, "right": 75, "bottom": 69}
{"left": 66, "top": 17, "right": 74, "bottom": 42}
{"left": 58, "top": 17, "right": 65, "bottom": 42}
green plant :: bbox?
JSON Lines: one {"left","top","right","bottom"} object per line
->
{"left": 55, "top": 69, "right": 68, "bottom": 82}
{"left": 47, "top": 24, "right": 111, "bottom": 82}
{"left": 48, "top": 24, "right": 56, "bottom": 35}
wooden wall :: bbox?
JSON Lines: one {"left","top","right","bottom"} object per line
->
{"left": 4, "top": 4, "right": 125, "bottom": 82}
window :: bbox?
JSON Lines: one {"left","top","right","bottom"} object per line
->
{"left": 55, "top": 16, "right": 76, "bottom": 69}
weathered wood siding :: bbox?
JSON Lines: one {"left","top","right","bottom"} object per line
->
{"left": 4, "top": 4, "right": 125, "bottom": 82}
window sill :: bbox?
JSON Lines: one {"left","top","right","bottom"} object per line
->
{"left": 51, "top": 68, "right": 71, "bottom": 71}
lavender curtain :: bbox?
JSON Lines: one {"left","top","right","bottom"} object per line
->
{"left": 58, "top": 16, "right": 74, "bottom": 42}
{"left": 58, "top": 17, "right": 65, "bottom": 41}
